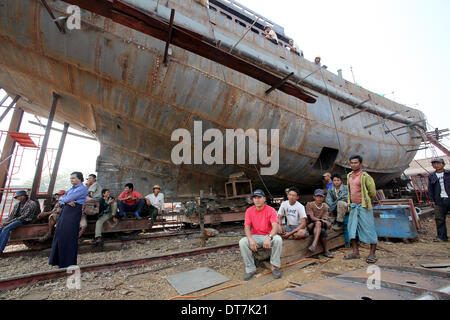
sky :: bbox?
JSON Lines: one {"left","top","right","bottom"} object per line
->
{"left": 1, "top": 0, "right": 449, "bottom": 189}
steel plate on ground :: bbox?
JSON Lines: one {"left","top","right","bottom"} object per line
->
{"left": 164, "top": 267, "right": 229, "bottom": 295}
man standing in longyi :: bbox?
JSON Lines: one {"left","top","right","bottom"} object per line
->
{"left": 344, "top": 155, "right": 379, "bottom": 264}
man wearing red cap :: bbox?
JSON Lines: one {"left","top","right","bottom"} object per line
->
{"left": 37, "top": 190, "right": 66, "bottom": 242}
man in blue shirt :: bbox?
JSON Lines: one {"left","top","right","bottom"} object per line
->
{"left": 323, "top": 173, "right": 334, "bottom": 191}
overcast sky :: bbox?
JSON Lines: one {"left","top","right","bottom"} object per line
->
{"left": 0, "top": 0, "right": 449, "bottom": 189}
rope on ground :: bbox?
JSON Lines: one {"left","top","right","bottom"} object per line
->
{"left": 167, "top": 247, "right": 362, "bottom": 300}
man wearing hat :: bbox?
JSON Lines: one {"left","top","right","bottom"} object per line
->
{"left": 428, "top": 158, "right": 450, "bottom": 242}
{"left": 305, "top": 189, "right": 333, "bottom": 258}
{"left": 145, "top": 185, "right": 165, "bottom": 222}
{"left": 239, "top": 189, "right": 283, "bottom": 281}
{"left": 0, "top": 190, "right": 40, "bottom": 253}
{"left": 37, "top": 190, "right": 66, "bottom": 242}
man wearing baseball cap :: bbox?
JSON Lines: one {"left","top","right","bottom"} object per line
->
{"left": 239, "top": 189, "right": 283, "bottom": 281}
{"left": 305, "top": 189, "right": 333, "bottom": 258}
{"left": 0, "top": 190, "right": 40, "bottom": 253}
{"left": 428, "top": 158, "right": 449, "bottom": 242}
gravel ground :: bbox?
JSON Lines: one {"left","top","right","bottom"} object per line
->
{"left": 0, "top": 217, "right": 448, "bottom": 300}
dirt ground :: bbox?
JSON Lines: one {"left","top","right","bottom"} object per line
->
{"left": 0, "top": 216, "right": 448, "bottom": 300}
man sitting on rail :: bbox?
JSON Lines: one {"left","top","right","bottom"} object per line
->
{"left": 239, "top": 189, "right": 282, "bottom": 281}
{"left": 145, "top": 185, "right": 165, "bottom": 223}
{"left": 37, "top": 190, "right": 66, "bottom": 242}
{"left": 0, "top": 190, "right": 40, "bottom": 254}
{"left": 277, "top": 187, "right": 308, "bottom": 240}
{"left": 117, "top": 183, "right": 145, "bottom": 220}
{"left": 306, "top": 189, "right": 333, "bottom": 258}
{"left": 264, "top": 26, "right": 279, "bottom": 45}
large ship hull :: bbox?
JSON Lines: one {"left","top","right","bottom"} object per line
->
{"left": 0, "top": 0, "right": 425, "bottom": 198}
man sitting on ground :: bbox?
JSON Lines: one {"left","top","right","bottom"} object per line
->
{"left": 306, "top": 189, "right": 333, "bottom": 258}
{"left": 37, "top": 190, "right": 66, "bottom": 242}
{"left": 239, "top": 189, "right": 283, "bottom": 281}
{"left": 326, "top": 174, "right": 349, "bottom": 232}
{"left": 0, "top": 191, "right": 40, "bottom": 253}
{"left": 117, "top": 183, "right": 145, "bottom": 219}
{"left": 264, "top": 26, "right": 278, "bottom": 45}
{"left": 277, "top": 187, "right": 308, "bottom": 240}
{"left": 145, "top": 185, "right": 165, "bottom": 223}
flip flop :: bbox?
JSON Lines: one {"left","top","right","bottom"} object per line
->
{"left": 366, "top": 256, "right": 378, "bottom": 264}
{"left": 344, "top": 253, "right": 361, "bottom": 260}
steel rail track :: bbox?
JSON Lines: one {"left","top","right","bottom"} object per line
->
{"left": 0, "top": 243, "right": 240, "bottom": 291}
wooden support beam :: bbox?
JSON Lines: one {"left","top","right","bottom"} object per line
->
{"left": 265, "top": 72, "right": 294, "bottom": 95}
{"left": 0, "top": 95, "right": 20, "bottom": 123}
{"left": 28, "top": 121, "right": 97, "bottom": 141}
{"left": 0, "top": 106, "right": 24, "bottom": 204}
{"left": 0, "top": 94, "right": 9, "bottom": 107}
{"left": 45, "top": 122, "right": 69, "bottom": 210}
{"left": 163, "top": 9, "right": 175, "bottom": 65}
{"left": 30, "top": 93, "right": 59, "bottom": 200}
{"left": 40, "top": 0, "right": 66, "bottom": 34}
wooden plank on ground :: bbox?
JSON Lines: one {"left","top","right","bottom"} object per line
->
{"left": 254, "top": 231, "right": 345, "bottom": 266}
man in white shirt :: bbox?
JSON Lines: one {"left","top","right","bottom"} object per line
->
{"left": 277, "top": 187, "right": 308, "bottom": 240}
{"left": 264, "top": 26, "right": 279, "bottom": 45}
{"left": 145, "top": 185, "right": 165, "bottom": 222}
{"left": 287, "top": 39, "right": 303, "bottom": 57}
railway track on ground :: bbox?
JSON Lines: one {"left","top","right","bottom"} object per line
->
{"left": 0, "top": 243, "right": 240, "bottom": 291}
{"left": 2, "top": 225, "right": 244, "bottom": 259}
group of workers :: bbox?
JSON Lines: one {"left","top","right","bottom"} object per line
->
{"left": 0, "top": 172, "right": 165, "bottom": 269}
{"left": 263, "top": 25, "right": 326, "bottom": 70}
{"left": 239, "top": 155, "right": 380, "bottom": 281}
{"left": 0, "top": 156, "right": 447, "bottom": 279}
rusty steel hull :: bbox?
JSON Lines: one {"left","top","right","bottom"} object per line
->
{"left": 0, "top": 0, "right": 426, "bottom": 198}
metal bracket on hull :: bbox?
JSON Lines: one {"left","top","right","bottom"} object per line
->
{"left": 340, "top": 95, "right": 371, "bottom": 121}
{"left": 40, "top": 0, "right": 66, "bottom": 34}
{"left": 163, "top": 9, "right": 175, "bottom": 65}
{"left": 265, "top": 72, "right": 294, "bottom": 96}
{"left": 384, "top": 119, "right": 426, "bottom": 134}
{"left": 0, "top": 95, "right": 20, "bottom": 124}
